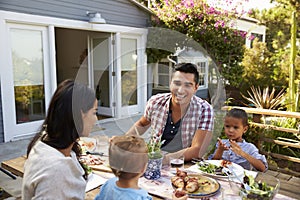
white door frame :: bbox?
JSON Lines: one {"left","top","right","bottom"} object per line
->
{"left": 0, "top": 10, "right": 147, "bottom": 141}
{"left": 88, "top": 34, "right": 115, "bottom": 117}
{"left": 0, "top": 23, "right": 53, "bottom": 142}
{"left": 115, "top": 33, "right": 147, "bottom": 118}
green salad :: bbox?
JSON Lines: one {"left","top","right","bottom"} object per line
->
{"left": 240, "top": 174, "right": 276, "bottom": 200}
{"left": 197, "top": 161, "right": 230, "bottom": 176}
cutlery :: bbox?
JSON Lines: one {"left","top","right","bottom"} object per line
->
{"left": 86, "top": 151, "right": 106, "bottom": 156}
{"left": 227, "top": 165, "right": 251, "bottom": 191}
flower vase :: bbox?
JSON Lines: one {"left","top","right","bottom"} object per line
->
{"left": 144, "top": 152, "right": 163, "bottom": 180}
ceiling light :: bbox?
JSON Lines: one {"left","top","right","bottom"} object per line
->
{"left": 86, "top": 11, "right": 106, "bottom": 24}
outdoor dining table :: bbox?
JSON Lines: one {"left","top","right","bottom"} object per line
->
{"left": 1, "top": 155, "right": 296, "bottom": 200}
{"left": 0, "top": 155, "right": 162, "bottom": 200}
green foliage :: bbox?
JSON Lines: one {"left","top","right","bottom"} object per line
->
{"left": 247, "top": 1, "right": 300, "bottom": 92}
{"left": 241, "top": 39, "right": 287, "bottom": 90}
{"left": 148, "top": 0, "right": 246, "bottom": 87}
{"left": 261, "top": 117, "right": 300, "bottom": 158}
{"left": 147, "top": 128, "right": 163, "bottom": 159}
{"left": 241, "top": 86, "right": 286, "bottom": 109}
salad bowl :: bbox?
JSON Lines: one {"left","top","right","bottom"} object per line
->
{"left": 239, "top": 172, "right": 280, "bottom": 200}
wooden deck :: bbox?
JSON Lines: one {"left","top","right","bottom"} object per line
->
{"left": 265, "top": 170, "right": 300, "bottom": 199}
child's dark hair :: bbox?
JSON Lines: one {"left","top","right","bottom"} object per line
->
{"left": 226, "top": 108, "right": 248, "bottom": 126}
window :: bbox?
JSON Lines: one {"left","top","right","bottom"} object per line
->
{"left": 250, "top": 33, "right": 263, "bottom": 48}
{"left": 153, "top": 60, "right": 174, "bottom": 89}
{"left": 196, "top": 61, "right": 207, "bottom": 88}
{"left": 153, "top": 59, "right": 208, "bottom": 90}
{"left": 10, "top": 27, "right": 46, "bottom": 123}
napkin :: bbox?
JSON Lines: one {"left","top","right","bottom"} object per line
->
{"left": 85, "top": 173, "right": 108, "bottom": 192}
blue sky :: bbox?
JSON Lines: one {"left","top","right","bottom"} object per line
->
{"left": 207, "top": 0, "right": 275, "bottom": 11}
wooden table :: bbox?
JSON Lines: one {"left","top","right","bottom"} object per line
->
{"left": 1, "top": 156, "right": 162, "bottom": 200}
{"left": 2, "top": 156, "right": 295, "bottom": 200}
{"left": 1, "top": 155, "right": 26, "bottom": 177}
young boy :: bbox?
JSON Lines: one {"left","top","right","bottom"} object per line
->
{"left": 209, "top": 108, "right": 268, "bottom": 172}
{"left": 94, "top": 135, "right": 152, "bottom": 200}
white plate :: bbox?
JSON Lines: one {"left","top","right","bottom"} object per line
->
{"left": 79, "top": 137, "right": 97, "bottom": 152}
{"left": 187, "top": 160, "right": 244, "bottom": 179}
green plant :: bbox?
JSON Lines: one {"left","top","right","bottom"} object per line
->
{"left": 147, "top": 128, "right": 163, "bottom": 159}
{"left": 224, "top": 97, "right": 235, "bottom": 106}
{"left": 241, "top": 86, "right": 286, "bottom": 109}
{"left": 259, "top": 117, "right": 300, "bottom": 169}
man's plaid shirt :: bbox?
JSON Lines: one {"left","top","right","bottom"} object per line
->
{"left": 144, "top": 93, "right": 214, "bottom": 148}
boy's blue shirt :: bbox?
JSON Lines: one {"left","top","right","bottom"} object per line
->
{"left": 208, "top": 139, "right": 268, "bottom": 171}
{"left": 94, "top": 177, "right": 152, "bottom": 200}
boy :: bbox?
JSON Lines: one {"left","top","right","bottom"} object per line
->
{"left": 94, "top": 135, "right": 152, "bottom": 200}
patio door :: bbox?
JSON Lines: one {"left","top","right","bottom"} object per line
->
{"left": 90, "top": 35, "right": 115, "bottom": 117}
{"left": 115, "top": 34, "right": 146, "bottom": 117}
{"left": 1, "top": 23, "right": 52, "bottom": 142}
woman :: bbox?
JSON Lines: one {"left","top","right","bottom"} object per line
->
{"left": 22, "top": 79, "right": 98, "bottom": 199}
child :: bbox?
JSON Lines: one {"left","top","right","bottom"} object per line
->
{"left": 94, "top": 135, "right": 152, "bottom": 200}
{"left": 209, "top": 108, "right": 268, "bottom": 172}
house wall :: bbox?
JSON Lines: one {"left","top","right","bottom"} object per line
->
{"left": 0, "top": 81, "right": 3, "bottom": 143}
{"left": 0, "top": 1, "right": 151, "bottom": 142}
{"left": 0, "top": 0, "right": 150, "bottom": 28}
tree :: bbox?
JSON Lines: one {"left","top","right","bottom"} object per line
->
{"left": 248, "top": 0, "right": 300, "bottom": 109}
{"left": 241, "top": 38, "right": 281, "bottom": 90}
{"left": 148, "top": 0, "right": 247, "bottom": 87}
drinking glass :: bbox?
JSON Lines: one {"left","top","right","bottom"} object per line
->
{"left": 169, "top": 155, "right": 184, "bottom": 174}
{"left": 94, "top": 134, "right": 109, "bottom": 156}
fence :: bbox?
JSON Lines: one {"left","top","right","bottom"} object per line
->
{"left": 222, "top": 106, "right": 300, "bottom": 176}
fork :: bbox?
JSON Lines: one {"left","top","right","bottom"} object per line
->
{"left": 227, "top": 165, "right": 251, "bottom": 191}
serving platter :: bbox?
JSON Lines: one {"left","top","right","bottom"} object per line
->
{"left": 172, "top": 174, "right": 221, "bottom": 198}
{"left": 188, "top": 160, "right": 244, "bottom": 179}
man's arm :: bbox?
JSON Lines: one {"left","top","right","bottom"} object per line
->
{"left": 126, "top": 116, "right": 151, "bottom": 136}
{"left": 163, "top": 129, "right": 212, "bottom": 164}
{"left": 184, "top": 129, "right": 212, "bottom": 161}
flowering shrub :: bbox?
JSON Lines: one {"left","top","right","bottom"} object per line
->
{"left": 148, "top": 0, "right": 250, "bottom": 87}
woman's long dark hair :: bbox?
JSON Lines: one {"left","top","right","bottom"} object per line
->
{"left": 27, "top": 79, "right": 96, "bottom": 178}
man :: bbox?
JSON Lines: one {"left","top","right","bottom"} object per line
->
{"left": 127, "top": 63, "right": 214, "bottom": 163}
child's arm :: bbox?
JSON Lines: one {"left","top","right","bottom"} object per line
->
{"left": 212, "top": 138, "right": 229, "bottom": 160}
{"left": 230, "top": 140, "right": 266, "bottom": 172}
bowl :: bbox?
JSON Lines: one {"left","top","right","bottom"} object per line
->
{"left": 239, "top": 172, "right": 280, "bottom": 200}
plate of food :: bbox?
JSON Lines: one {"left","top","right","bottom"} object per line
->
{"left": 79, "top": 137, "right": 97, "bottom": 152}
{"left": 171, "top": 169, "right": 221, "bottom": 198}
{"left": 188, "top": 159, "right": 244, "bottom": 179}
{"left": 79, "top": 154, "right": 112, "bottom": 173}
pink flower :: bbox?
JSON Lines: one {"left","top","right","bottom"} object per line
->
{"left": 182, "top": 0, "right": 194, "bottom": 8}
{"left": 249, "top": 34, "right": 256, "bottom": 41}
{"left": 179, "top": 14, "right": 187, "bottom": 21}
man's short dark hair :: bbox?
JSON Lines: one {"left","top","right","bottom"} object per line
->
{"left": 174, "top": 63, "right": 199, "bottom": 85}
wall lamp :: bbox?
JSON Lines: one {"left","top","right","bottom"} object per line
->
{"left": 86, "top": 11, "right": 106, "bottom": 24}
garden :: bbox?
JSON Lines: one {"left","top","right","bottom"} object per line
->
{"left": 139, "top": 0, "right": 300, "bottom": 175}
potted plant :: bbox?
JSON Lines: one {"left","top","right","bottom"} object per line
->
{"left": 144, "top": 128, "right": 164, "bottom": 180}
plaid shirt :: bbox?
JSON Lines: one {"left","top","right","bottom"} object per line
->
{"left": 144, "top": 93, "right": 214, "bottom": 148}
